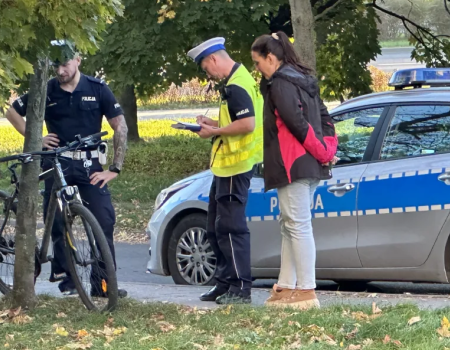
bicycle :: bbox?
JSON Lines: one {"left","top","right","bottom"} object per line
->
{"left": 0, "top": 131, "right": 118, "bottom": 312}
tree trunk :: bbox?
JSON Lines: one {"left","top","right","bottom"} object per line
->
{"left": 12, "top": 58, "right": 48, "bottom": 310}
{"left": 119, "top": 85, "right": 140, "bottom": 142}
{"left": 289, "top": 0, "right": 317, "bottom": 73}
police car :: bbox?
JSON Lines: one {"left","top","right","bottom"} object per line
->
{"left": 146, "top": 67, "right": 450, "bottom": 287}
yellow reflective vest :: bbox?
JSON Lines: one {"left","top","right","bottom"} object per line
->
{"left": 210, "top": 65, "right": 263, "bottom": 177}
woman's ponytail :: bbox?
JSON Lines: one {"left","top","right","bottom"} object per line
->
{"left": 251, "top": 31, "right": 312, "bottom": 75}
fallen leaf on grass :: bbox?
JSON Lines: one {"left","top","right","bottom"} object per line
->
{"left": 105, "top": 317, "right": 114, "bottom": 327}
{"left": 288, "top": 321, "right": 301, "bottom": 328}
{"left": 345, "top": 327, "right": 359, "bottom": 340}
{"left": 57, "top": 312, "right": 67, "bottom": 318}
{"left": 371, "top": 302, "right": 382, "bottom": 314}
{"left": 157, "top": 321, "right": 176, "bottom": 333}
{"left": 407, "top": 316, "right": 421, "bottom": 326}
{"left": 351, "top": 311, "right": 381, "bottom": 321}
{"left": 287, "top": 340, "right": 302, "bottom": 349}
{"left": 310, "top": 334, "right": 337, "bottom": 346}
{"left": 154, "top": 313, "right": 165, "bottom": 321}
{"left": 214, "top": 334, "right": 225, "bottom": 346}
{"left": 7, "top": 307, "right": 22, "bottom": 318}
{"left": 346, "top": 345, "right": 361, "bottom": 350}
{"left": 0, "top": 307, "right": 33, "bottom": 324}
{"left": 438, "top": 316, "right": 450, "bottom": 337}
{"left": 362, "top": 339, "right": 374, "bottom": 347}
{"left": 392, "top": 340, "right": 403, "bottom": 347}
{"left": 56, "top": 327, "right": 69, "bottom": 337}
{"left": 12, "top": 314, "right": 33, "bottom": 325}
{"left": 92, "top": 326, "right": 127, "bottom": 344}
{"left": 192, "top": 344, "right": 207, "bottom": 350}
{"left": 77, "top": 330, "right": 89, "bottom": 338}
{"left": 222, "top": 305, "right": 233, "bottom": 315}
{"left": 6, "top": 335, "right": 14, "bottom": 341}
{"left": 59, "top": 343, "right": 93, "bottom": 350}
{"left": 383, "top": 335, "right": 402, "bottom": 347}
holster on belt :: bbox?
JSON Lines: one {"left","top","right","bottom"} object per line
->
{"left": 98, "top": 141, "right": 108, "bottom": 165}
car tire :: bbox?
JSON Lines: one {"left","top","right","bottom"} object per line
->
{"left": 167, "top": 213, "right": 216, "bottom": 286}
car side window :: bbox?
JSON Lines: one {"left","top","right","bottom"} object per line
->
{"left": 332, "top": 107, "right": 385, "bottom": 165}
{"left": 380, "top": 105, "right": 450, "bottom": 160}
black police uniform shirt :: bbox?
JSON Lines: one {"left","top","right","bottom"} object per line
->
{"left": 222, "top": 63, "right": 255, "bottom": 122}
{"left": 12, "top": 74, "right": 124, "bottom": 147}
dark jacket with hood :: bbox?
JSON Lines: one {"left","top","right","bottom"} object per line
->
{"left": 260, "top": 64, "right": 338, "bottom": 191}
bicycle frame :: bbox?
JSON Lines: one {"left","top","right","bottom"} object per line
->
{"left": 39, "top": 156, "right": 88, "bottom": 265}
{"left": 0, "top": 131, "right": 108, "bottom": 270}
{"left": 0, "top": 156, "right": 87, "bottom": 266}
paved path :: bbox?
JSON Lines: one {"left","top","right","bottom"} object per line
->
{"left": 2, "top": 241, "right": 450, "bottom": 309}
{"left": 23, "top": 242, "right": 450, "bottom": 310}
{"left": 33, "top": 279, "right": 450, "bottom": 310}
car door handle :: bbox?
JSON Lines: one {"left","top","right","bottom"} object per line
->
{"left": 438, "top": 173, "right": 450, "bottom": 185}
{"left": 328, "top": 183, "right": 355, "bottom": 197}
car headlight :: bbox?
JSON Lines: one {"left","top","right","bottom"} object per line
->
{"left": 155, "top": 180, "right": 194, "bottom": 210}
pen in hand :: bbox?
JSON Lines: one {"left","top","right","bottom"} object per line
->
{"left": 197, "top": 108, "right": 209, "bottom": 125}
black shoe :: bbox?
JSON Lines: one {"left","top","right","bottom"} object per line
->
{"left": 58, "top": 277, "right": 76, "bottom": 295}
{"left": 61, "top": 288, "right": 78, "bottom": 296}
{"left": 91, "top": 288, "right": 128, "bottom": 299}
{"left": 199, "top": 286, "right": 228, "bottom": 301}
{"left": 215, "top": 291, "right": 251, "bottom": 305}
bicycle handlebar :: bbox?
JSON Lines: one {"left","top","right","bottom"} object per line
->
{"left": 0, "top": 131, "right": 108, "bottom": 164}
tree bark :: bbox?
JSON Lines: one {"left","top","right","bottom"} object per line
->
{"left": 119, "top": 85, "right": 140, "bottom": 142}
{"left": 289, "top": 0, "right": 317, "bottom": 73}
{"left": 12, "top": 58, "right": 48, "bottom": 310}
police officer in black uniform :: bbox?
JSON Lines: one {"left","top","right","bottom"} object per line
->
{"left": 6, "top": 40, "right": 128, "bottom": 298}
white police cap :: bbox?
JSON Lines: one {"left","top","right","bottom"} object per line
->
{"left": 187, "top": 37, "right": 226, "bottom": 65}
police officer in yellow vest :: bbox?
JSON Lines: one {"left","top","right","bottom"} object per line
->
{"left": 187, "top": 37, "right": 263, "bottom": 304}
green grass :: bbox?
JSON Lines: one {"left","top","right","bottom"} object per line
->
{"left": 138, "top": 101, "right": 218, "bottom": 111}
{"left": 1, "top": 296, "right": 450, "bottom": 349}
{"left": 380, "top": 39, "right": 412, "bottom": 48}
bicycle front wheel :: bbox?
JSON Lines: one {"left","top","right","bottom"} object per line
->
{"left": 64, "top": 203, "right": 118, "bottom": 312}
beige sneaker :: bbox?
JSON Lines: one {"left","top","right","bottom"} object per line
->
{"left": 265, "top": 285, "right": 320, "bottom": 310}
{"left": 291, "top": 290, "right": 320, "bottom": 310}
{"left": 264, "top": 284, "right": 295, "bottom": 306}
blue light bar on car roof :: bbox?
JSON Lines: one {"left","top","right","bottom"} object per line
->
{"left": 389, "top": 68, "right": 450, "bottom": 89}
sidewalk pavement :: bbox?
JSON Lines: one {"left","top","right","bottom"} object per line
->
{"left": 34, "top": 280, "right": 450, "bottom": 310}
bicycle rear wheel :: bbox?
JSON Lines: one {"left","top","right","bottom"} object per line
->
{"left": 0, "top": 190, "right": 41, "bottom": 295}
{"left": 0, "top": 190, "right": 17, "bottom": 295}
{"left": 64, "top": 202, "right": 118, "bottom": 312}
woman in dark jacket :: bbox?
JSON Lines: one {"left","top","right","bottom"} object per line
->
{"left": 251, "top": 31, "right": 338, "bottom": 309}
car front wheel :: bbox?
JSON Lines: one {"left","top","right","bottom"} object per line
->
{"left": 167, "top": 213, "right": 217, "bottom": 286}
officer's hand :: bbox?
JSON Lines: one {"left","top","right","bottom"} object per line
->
{"left": 196, "top": 115, "right": 216, "bottom": 126}
{"left": 42, "top": 133, "right": 60, "bottom": 149}
{"left": 196, "top": 122, "right": 218, "bottom": 139}
{"left": 89, "top": 170, "right": 118, "bottom": 188}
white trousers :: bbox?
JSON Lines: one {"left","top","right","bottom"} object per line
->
{"left": 277, "top": 178, "right": 319, "bottom": 290}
